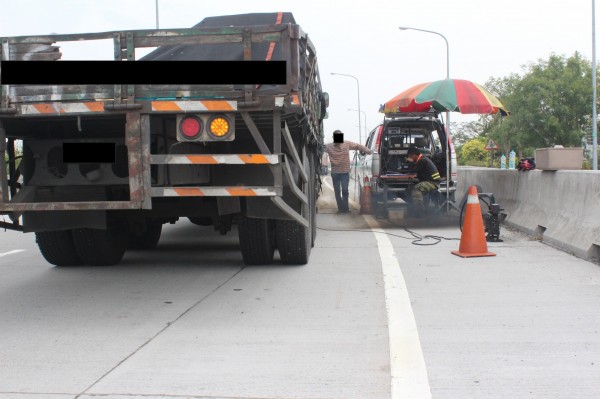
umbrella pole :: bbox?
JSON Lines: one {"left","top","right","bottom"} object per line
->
{"left": 446, "top": 111, "right": 450, "bottom": 213}
{"left": 441, "top": 112, "right": 460, "bottom": 214}
{"left": 352, "top": 151, "right": 358, "bottom": 202}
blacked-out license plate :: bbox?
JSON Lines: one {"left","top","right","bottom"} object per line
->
{"left": 63, "top": 142, "right": 116, "bottom": 163}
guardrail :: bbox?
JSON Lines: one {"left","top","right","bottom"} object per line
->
{"left": 456, "top": 166, "right": 600, "bottom": 262}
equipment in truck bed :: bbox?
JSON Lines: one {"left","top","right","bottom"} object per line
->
{"left": 143, "top": 12, "right": 296, "bottom": 62}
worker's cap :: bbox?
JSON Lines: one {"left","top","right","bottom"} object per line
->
{"left": 333, "top": 129, "right": 342, "bottom": 134}
{"left": 407, "top": 146, "right": 421, "bottom": 156}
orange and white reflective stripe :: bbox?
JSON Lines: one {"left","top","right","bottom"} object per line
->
{"left": 290, "top": 94, "right": 300, "bottom": 105}
{"left": 467, "top": 191, "right": 480, "bottom": 204}
{"left": 151, "top": 186, "right": 277, "bottom": 197}
{"left": 265, "top": 12, "right": 284, "bottom": 61}
{"left": 150, "top": 154, "right": 279, "bottom": 165}
{"left": 151, "top": 100, "right": 237, "bottom": 112}
{"left": 19, "top": 102, "right": 105, "bottom": 115}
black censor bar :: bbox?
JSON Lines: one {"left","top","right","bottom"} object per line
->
{"left": 0, "top": 60, "right": 287, "bottom": 85}
{"left": 63, "top": 143, "right": 115, "bottom": 164}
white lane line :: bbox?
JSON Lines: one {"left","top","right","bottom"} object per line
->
{"left": 364, "top": 215, "right": 432, "bottom": 399}
{"left": 0, "top": 249, "right": 25, "bottom": 257}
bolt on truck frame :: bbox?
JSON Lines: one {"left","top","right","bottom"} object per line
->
{"left": 0, "top": 13, "right": 328, "bottom": 266}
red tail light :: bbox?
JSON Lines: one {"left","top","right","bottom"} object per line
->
{"left": 374, "top": 125, "right": 383, "bottom": 150}
{"left": 179, "top": 116, "right": 202, "bottom": 139}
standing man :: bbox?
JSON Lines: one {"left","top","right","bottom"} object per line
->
{"left": 405, "top": 146, "right": 441, "bottom": 215}
{"left": 324, "top": 130, "right": 372, "bottom": 213}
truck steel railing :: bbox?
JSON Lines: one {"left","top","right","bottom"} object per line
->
{"left": 0, "top": 24, "right": 324, "bottom": 230}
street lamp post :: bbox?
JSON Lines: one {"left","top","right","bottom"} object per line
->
{"left": 399, "top": 27, "right": 449, "bottom": 78}
{"left": 330, "top": 73, "right": 362, "bottom": 144}
{"left": 399, "top": 26, "right": 454, "bottom": 211}
{"left": 593, "top": 0, "right": 598, "bottom": 170}
{"left": 348, "top": 108, "right": 367, "bottom": 142}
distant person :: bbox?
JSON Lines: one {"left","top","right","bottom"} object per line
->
{"left": 324, "top": 130, "right": 372, "bottom": 213}
{"left": 405, "top": 146, "right": 441, "bottom": 215}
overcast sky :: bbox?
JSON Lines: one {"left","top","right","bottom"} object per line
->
{"left": 0, "top": 0, "right": 596, "bottom": 144}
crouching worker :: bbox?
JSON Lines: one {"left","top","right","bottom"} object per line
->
{"left": 405, "top": 146, "right": 441, "bottom": 215}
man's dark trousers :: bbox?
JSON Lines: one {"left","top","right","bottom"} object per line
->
{"left": 331, "top": 172, "right": 350, "bottom": 212}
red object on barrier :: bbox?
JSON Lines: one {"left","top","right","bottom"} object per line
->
{"left": 451, "top": 185, "right": 496, "bottom": 258}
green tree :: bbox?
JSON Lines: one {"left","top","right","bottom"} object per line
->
{"left": 484, "top": 53, "right": 593, "bottom": 157}
{"left": 459, "top": 137, "right": 489, "bottom": 166}
{"left": 451, "top": 120, "right": 485, "bottom": 165}
{"left": 450, "top": 120, "right": 484, "bottom": 147}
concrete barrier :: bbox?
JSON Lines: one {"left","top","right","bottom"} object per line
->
{"left": 457, "top": 167, "right": 600, "bottom": 262}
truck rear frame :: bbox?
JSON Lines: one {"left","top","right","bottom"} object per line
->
{"left": 0, "top": 18, "right": 327, "bottom": 265}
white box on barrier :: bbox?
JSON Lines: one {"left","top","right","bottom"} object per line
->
{"left": 535, "top": 147, "right": 583, "bottom": 170}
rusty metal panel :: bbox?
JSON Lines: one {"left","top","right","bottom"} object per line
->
{"left": 0, "top": 123, "right": 7, "bottom": 203}
{"left": 135, "top": 34, "right": 242, "bottom": 47}
{"left": 0, "top": 201, "right": 140, "bottom": 211}
{"left": 9, "top": 43, "right": 61, "bottom": 61}
{"left": 0, "top": 20, "right": 325, "bottom": 216}
{"left": 1, "top": 39, "right": 9, "bottom": 109}
{"left": 1, "top": 24, "right": 298, "bottom": 105}
{"left": 125, "top": 112, "right": 144, "bottom": 205}
{"left": 9, "top": 85, "right": 115, "bottom": 102}
{"left": 134, "top": 85, "right": 237, "bottom": 100}
{"left": 140, "top": 114, "right": 152, "bottom": 209}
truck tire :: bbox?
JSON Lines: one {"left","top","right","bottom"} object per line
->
{"left": 238, "top": 216, "right": 275, "bottom": 265}
{"left": 275, "top": 218, "right": 311, "bottom": 265}
{"left": 310, "top": 153, "right": 317, "bottom": 247}
{"left": 35, "top": 230, "right": 83, "bottom": 266}
{"left": 72, "top": 226, "right": 127, "bottom": 266}
{"left": 276, "top": 149, "right": 313, "bottom": 264}
{"left": 128, "top": 222, "right": 162, "bottom": 250}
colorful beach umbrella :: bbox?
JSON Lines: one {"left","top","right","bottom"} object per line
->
{"left": 382, "top": 79, "right": 509, "bottom": 116}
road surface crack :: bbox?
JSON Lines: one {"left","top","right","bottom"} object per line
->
{"left": 73, "top": 268, "right": 246, "bottom": 399}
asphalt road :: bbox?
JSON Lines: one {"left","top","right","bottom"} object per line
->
{"left": 0, "top": 177, "right": 599, "bottom": 399}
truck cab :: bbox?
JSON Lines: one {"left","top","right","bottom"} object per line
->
{"left": 356, "top": 112, "right": 457, "bottom": 217}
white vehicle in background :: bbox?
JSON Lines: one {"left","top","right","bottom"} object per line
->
{"left": 356, "top": 112, "right": 458, "bottom": 218}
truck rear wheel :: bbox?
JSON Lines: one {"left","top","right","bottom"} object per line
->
{"left": 238, "top": 216, "right": 275, "bottom": 265}
{"left": 275, "top": 218, "right": 311, "bottom": 265}
{"left": 72, "top": 226, "right": 127, "bottom": 266}
{"left": 35, "top": 230, "right": 83, "bottom": 266}
{"left": 276, "top": 149, "right": 314, "bottom": 265}
{"left": 128, "top": 222, "right": 162, "bottom": 250}
{"left": 309, "top": 153, "right": 317, "bottom": 247}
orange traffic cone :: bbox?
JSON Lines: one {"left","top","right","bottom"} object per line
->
{"left": 360, "top": 177, "right": 373, "bottom": 215}
{"left": 451, "top": 185, "right": 496, "bottom": 258}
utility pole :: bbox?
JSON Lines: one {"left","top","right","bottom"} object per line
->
{"left": 155, "top": 0, "right": 160, "bottom": 29}
{"left": 593, "top": 0, "right": 598, "bottom": 169}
